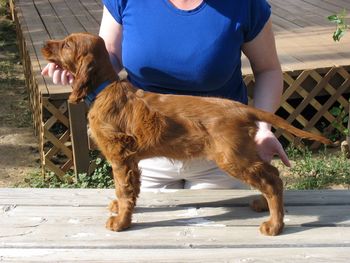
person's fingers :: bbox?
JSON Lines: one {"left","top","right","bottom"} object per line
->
{"left": 41, "top": 63, "right": 72, "bottom": 86}
{"left": 48, "top": 63, "right": 57, "bottom": 78}
{"left": 68, "top": 73, "right": 74, "bottom": 85}
{"left": 41, "top": 64, "right": 50, "bottom": 76}
{"left": 53, "top": 69, "right": 62, "bottom": 84}
{"left": 61, "top": 70, "right": 68, "bottom": 85}
{"left": 276, "top": 144, "right": 291, "bottom": 167}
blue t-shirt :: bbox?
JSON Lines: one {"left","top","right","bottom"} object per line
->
{"left": 102, "top": 0, "right": 271, "bottom": 103}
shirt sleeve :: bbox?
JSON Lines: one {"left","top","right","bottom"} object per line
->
{"left": 244, "top": 0, "right": 271, "bottom": 42}
{"left": 102, "top": 0, "right": 126, "bottom": 25}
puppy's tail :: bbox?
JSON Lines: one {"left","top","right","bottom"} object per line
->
{"left": 247, "top": 107, "right": 332, "bottom": 145}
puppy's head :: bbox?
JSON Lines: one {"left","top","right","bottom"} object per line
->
{"left": 42, "top": 32, "right": 111, "bottom": 103}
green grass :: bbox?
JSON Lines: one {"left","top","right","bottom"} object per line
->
{"left": 285, "top": 145, "right": 350, "bottom": 189}
{"left": 16, "top": 157, "right": 114, "bottom": 188}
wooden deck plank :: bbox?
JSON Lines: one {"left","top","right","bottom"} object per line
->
{"left": 64, "top": 0, "right": 100, "bottom": 33}
{"left": 270, "top": 1, "right": 350, "bottom": 66}
{"left": 1, "top": 219, "right": 349, "bottom": 249}
{"left": 2, "top": 205, "right": 350, "bottom": 227}
{"left": 33, "top": 0, "right": 82, "bottom": 98}
{"left": 49, "top": 0, "right": 86, "bottom": 34}
{"left": 324, "top": 0, "right": 350, "bottom": 10}
{"left": 1, "top": 205, "right": 349, "bottom": 249}
{"left": 1, "top": 189, "right": 349, "bottom": 262}
{"left": 271, "top": 13, "right": 304, "bottom": 32}
{"left": 246, "top": 0, "right": 350, "bottom": 74}
{"left": 34, "top": 0, "right": 67, "bottom": 38}
{"left": 15, "top": 0, "right": 50, "bottom": 95}
{"left": 243, "top": 24, "right": 350, "bottom": 74}
{"left": 15, "top": 0, "right": 72, "bottom": 98}
{"left": 275, "top": 0, "right": 338, "bottom": 27}
{"left": 1, "top": 189, "right": 350, "bottom": 206}
{"left": 270, "top": 2, "right": 316, "bottom": 29}
{"left": 78, "top": 0, "right": 103, "bottom": 24}
{"left": 303, "top": 0, "right": 346, "bottom": 13}
{"left": 243, "top": 31, "right": 350, "bottom": 74}
{"left": 1, "top": 248, "right": 349, "bottom": 263}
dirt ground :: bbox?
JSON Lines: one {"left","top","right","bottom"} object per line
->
{"left": 0, "top": 127, "right": 39, "bottom": 187}
{"left": 0, "top": 8, "right": 39, "bottom": 187}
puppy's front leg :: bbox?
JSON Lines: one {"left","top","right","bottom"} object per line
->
{"left": 106, "top": 161, "right": 141, "bottom": 231}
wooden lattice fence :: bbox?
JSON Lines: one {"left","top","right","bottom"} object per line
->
{"left": 42, "top": 98, "right": 72, "bottom": 177}
{"left": 245, "top": 66, "right": 350, "bottom": 148}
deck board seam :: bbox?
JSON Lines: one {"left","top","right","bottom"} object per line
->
{"left": 2, "top": 243, "right": 350, "bottom": 249}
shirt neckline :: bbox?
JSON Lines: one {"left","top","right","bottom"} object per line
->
{"left": 163, "top": 0, "right": 207, "bottom": 15}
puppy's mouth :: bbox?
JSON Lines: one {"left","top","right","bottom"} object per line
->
{"left": 41, "top": 41, "right": 62, "bottom": 66}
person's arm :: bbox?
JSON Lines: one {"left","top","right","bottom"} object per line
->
{"left": 99, "top": 6, "right": 123, "bottom": 74}
{"left": 242, "top": 18, "right": 290, "bottom": 167}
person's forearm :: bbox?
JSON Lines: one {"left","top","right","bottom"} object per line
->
{"left": 108, "top": 51, "right": 123, "bottom": 74}
{"left": 99, "top": 6, "right": 123, "bottom": 75}
{"left": 253, "top": 68, "right": 283, "bottom": 130}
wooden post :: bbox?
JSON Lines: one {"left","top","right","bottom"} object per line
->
{"left": 347, "top": 103, "right": 350, "bottom": 152}
{"left": 9, "top": 0, "right": 15, "bottom": 21}
{"left": 68, "top": 101, "right": 90, "bottom": 178}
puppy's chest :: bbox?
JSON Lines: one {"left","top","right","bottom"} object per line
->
{"left": 87, "top": 107, "right": 124, "bottom": 135}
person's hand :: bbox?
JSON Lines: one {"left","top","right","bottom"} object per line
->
{"left": 41, "top": 63, "right": 74, "bottom": 85}
{"left": 254, "top": 126, "right": 291, "bottom": 167}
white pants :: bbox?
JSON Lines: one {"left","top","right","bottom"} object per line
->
{"left": 139, "top": 157, "right": 248, "bottom": 189}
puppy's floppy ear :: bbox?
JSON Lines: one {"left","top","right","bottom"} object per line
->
{"left": 69, "top": 54, "right": 95, "bottom": 103}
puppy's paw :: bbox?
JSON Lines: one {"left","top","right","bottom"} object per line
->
{"left": 108, "top": 200, "right": 119, "bottom": 213}
{"left": 105, "top": 216, "right": 130, "bottom": 232}
{"left": 259, "top": 221, "right": 284, "bottom": 236}
{"left": 250, "top": 196, "right": 269, "bottom": 212}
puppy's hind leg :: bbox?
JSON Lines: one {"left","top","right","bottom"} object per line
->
{"left": 251, "top": 163, "right": 284, "bottom": 236}
{"left": 217, "top": 157, "right": 284, "bottom": 236}
{"left": 106, "top": 161, "right": 141, "bottom": 231}
{"left": 250, "top": 195, "right": 269, "bottom": 213}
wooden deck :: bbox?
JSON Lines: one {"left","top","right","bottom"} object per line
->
{"left": 1, "top": 189, "right": 350, "bottom": 262}
{"left": 10, "top": 0, "right": 350, "bottom": 177}
{"left": 243, "top": 0, "right": 350, "bottom": 74}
